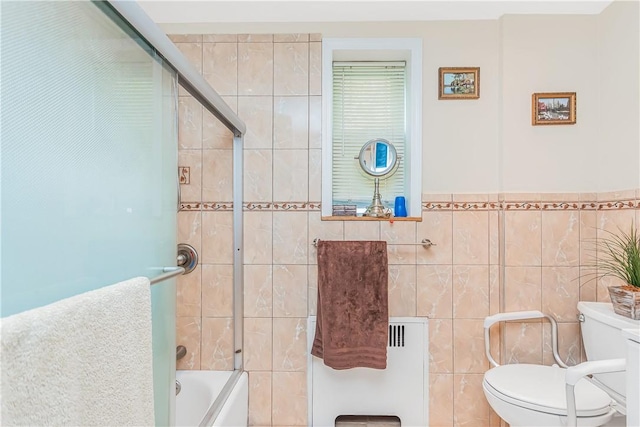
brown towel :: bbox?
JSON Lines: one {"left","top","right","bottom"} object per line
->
{"left": 311, "top": 240, "right": 389, "bottom": 370}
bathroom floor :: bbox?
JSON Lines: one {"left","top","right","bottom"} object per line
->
{"left": 335, "top": 415, "right": 401, "bottom": 427}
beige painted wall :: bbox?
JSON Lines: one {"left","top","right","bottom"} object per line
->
{"left": 500, "top": 14, "right": 600, "bottom": 192}
{"left": 597, "top": 0, "right": 640, "bottom": 192}
{"left": 161, "top": 10, "right": 639, "bottom": 195}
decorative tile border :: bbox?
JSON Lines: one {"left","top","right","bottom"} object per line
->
{"left": 180, "top": 198, "right": 639, "bottom": 212}
{"left": 180, "top": 202, "right": 322, "bottom": 212}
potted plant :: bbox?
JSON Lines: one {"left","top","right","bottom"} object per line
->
{"left": 591, "top": 223, "right": 640, "bottom": 320}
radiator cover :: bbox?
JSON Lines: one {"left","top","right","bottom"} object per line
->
{"left": 307, "top": 317, "right": 428, "bottom": 426}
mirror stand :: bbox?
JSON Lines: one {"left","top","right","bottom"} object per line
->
{"left": 363, "top": 178, "right": 391, "bottom": 218}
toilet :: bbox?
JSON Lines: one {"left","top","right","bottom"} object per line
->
{"left": 482, "top": 302, "right": 640, "bottom": 427}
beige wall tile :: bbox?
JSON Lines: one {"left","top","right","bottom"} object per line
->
{"left": 175, "top": 42, "right": 202, "bottom": 95}
{"left": 344, "top": 221, "right": 380, "bottom": 241}
{"left": 504, "top": 266, "right": 542, "bottom": 311}
{"left": 489, "top": 210, "right": 500, "bottom": 265}
{"left": 309, "top": 96, "right": 322, "bottom": 149}
{"left": 423, "top": 193, "right": 453, "bottom": 203}
{"left": 453, "top": 211, "right": 489, "bottom": 265}
{"left": 273, "top": 265, "right": 308, "bottom": 317}
{"left": 453, "top": 319, "right": 489, "bottom": 373}
{"left": 387, "top": 244, "right": 417, "bottom": 265}
{"left": 308, "top": 149, "right": 322, "bottom": 202}
{"left": 238, "top": 96, "right": 273, "bottom": 149}
{"left": 429, "top": 319, "right": 453, "bottom": 373}
{"left": 544, "top": 192, "right": 580, "bottom": 202}
{"left": 176, "top": 316, "right": 201, "bottom": 370}
{"left": 177, "top": 265, "right": 201, "bottom": 317}
{"left": 244, "top": 150, "right": 273, "bottom": 202}
{"left": 274, "top": 43, "right": 309, "bottom": 95}
{"left": 272, "top": 372, "right": 307, "bottom": 425}
{"left": 452, "top": 194, "right": 489, "bottom": 202}
{"left": 504, "top": 322, "right": 543, "bottom": 364}
{"left": 274, "top": 34, "right": 309, "bottom": 42}
{"left": 244, "top": 318, "right": 273, "bottom": 371}
{"left": 201, "top": 317, "right": 234, "bottom": 370}
{"left": 597, "top": 189, "right": 636, "bottom": 201}
{"left": 489, "top": 265, "right": 501, "bottom": 315}
{"left": 503, "top": 193, "right": 542, "bottom": 202}
{"left": 177, "top": 211, "right": 202, "bottom": 256}
{"left": 238, "top": 43, "right": 274, "bottom": 96}
{"left": 178, "top": 150, "right": 202, "bottom": 202}
{"left": 170, "top": 34, "right": 202, "bottom": 43}
{"left": 543, "top": 322, "right": 581, "bottom": 366}
{"left": 248, "top": 371, "right": 272, "bottom": 426}
{"left": 244, "top": 211, "right": 273, "bottom": 264}
{"left": 418, "top": 211, "right": 453, "bottom": 264}
{"left": 179, "top": 96, "right": 203, "bottom": 149}
{"left": 308, "top": 212, "right": 344, "bottom": 264}
{"left": 309, "top": 42, "right": 322, "bottom": 96}
{"left": 203, "top": 34, "right": 237, "bottom": 43}
{"left": 239, "top": 34, "right": 273, "bottom": 43}
{"left": 381, "top": 221, "right": 417, "bottom": 243}
{"left": 272, "top": 318, "right": 307, "bottom": 371}
{"left": 175, "top": 43, "right": 202, "bottom": 97}
{"left": 417, "top": 265, "right": 453, "bottom": 318}
{"left": 273, "top": 149, "right": 309, "bottom": 202}
{"left": 597, "top": 275, "right": 626, "bottom": 302}
{"left": 542, "top": 210, "right": 580, "bottom": 266}
{"left": 274, "top": 96, "right": 309, "bottom": 149}
{"left": 579, "top": 272, "right": 597, "bottom": 302}
{"left": 203, "top": 96, "right": 236, "bottom": 149}
{"left": 203, "top": 149, "right": 233, "bottom": 201}
{"left": 388, "top": 265, "right": 417, "bottom": 316}
{"left": 244, "top": 265, "right": 273, "bottom": 318}
{"left": 541, "top": 266, "right": 580, "bottom": 322}
{"left": 597, "top": 208, "right": 636, "bottom": 235}
{"left": 202, "top": 264, "right": 233, "bottom": 317}
{"left": 504, "top": 210, "right": 542, "bottom": 266}
{"left": 453, "top": 374, "right": 491, "bottom": 427}
{"left": 453, "top": 266, "right": 489, "bottom": 319}
{"left": 202, "top": 212, "right": 233, "bottom": 264}
{"left": 203, "top": 42, "right": 238, "bottom": 96}
{"left": 429, "top": 374, "right": 453, "bottom": 427}
{"left": 579, "top": 210, "right": 597, "bottom": 266}
{"left": 309, "top": 33, "right": 322, "bottom": 42}
{"left": 273, "top": 212, "right": 308, "bottom": 264}
{"left": 308, "top": 265, "right": 318, "bottom": 316}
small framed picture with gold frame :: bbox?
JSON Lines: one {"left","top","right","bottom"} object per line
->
{"left": 438, "top": 67, "right": 480, "bottom": 100}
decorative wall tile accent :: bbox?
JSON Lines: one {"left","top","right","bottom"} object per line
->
{"left": 178, "top": 166, "right": 190, "bottom": 184}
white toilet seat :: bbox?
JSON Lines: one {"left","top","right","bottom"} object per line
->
{"left": 483, "top": 364, "right": 613, "bottom": 417}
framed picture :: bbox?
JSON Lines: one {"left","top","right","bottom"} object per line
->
{"left": 532, "top": 92, "right": 576, "bottom": 125}
{"left": 438, "top": 67, "right": 480, "bottom": 99}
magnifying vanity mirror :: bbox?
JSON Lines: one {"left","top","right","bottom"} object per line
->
{"left": 357, "top": 138, "right": 399, "bottom": 218}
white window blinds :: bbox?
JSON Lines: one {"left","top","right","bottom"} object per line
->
{"left": 332, "top": 62, "right": 407, "bottom": 206}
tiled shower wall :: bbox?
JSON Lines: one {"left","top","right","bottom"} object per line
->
{"left": 171, "top": 33, "right": 640, "bottom": 427}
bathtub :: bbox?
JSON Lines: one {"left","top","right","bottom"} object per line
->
{"left": 175, "top": 370, "right": 248, "bottom": 427}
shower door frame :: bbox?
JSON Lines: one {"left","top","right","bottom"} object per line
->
{"left": 105, "top": 2, "right": 247, "bottom": 424}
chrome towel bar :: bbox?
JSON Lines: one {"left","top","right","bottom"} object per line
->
{"left": 312, "top": 238, "right": 436, "bottom": 248}
{"left": 150, "top": 267, "right": 185, "bottom": 285}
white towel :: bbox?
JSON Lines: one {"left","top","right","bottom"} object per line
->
{"left": 0, "top": 277, "right": 155, "bottom": 426}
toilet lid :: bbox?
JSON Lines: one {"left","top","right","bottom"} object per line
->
{"left": 483, "top": 364, "right": 612, "bottom": 417}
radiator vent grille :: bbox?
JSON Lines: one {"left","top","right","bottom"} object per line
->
{"left": 388, "top": 324, "right": 405, "bottom": 347}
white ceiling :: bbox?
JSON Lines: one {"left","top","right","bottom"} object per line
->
{"left": 139, "top": 0, "right": 614, "bottom": 24}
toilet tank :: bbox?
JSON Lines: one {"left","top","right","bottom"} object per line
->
{"left": 578, "top": 301, "right": 640, "bottom": 396}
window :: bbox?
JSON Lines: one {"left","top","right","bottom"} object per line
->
{"left": 322, "top": 38, "right": 422, "bottom": 218}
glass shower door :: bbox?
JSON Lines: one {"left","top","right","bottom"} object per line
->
{"left": 1, "top": 1, "right": 178, "bottom": 424}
